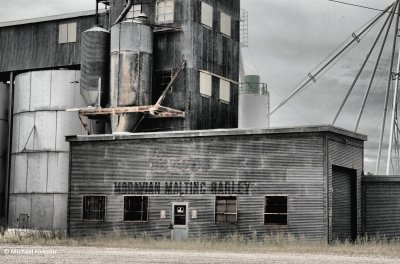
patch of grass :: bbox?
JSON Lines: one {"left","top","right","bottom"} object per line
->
{"left": 0, "top": 229, "right": 399, "bottom": 258}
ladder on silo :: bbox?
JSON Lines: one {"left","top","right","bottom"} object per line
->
{"left": 240, "top": 9, "right": 249, "bottom": 48}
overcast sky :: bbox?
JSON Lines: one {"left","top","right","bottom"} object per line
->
{"left": 0, "top": 0, "right": 398, "bottom": 174}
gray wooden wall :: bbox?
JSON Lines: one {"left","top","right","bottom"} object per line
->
{"left": 140, "top": 0, "right": 240, "bottom": 131}
{"left": 0, "top": 0, "right": 240, "bottom": 131}
{"left": 68, "top": 128, "right": 365, "bottom": 242}
{"left": 0, "top": 14, "right": 109, "bottom": 73}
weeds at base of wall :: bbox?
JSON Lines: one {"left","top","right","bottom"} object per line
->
{"left": 0, "top": 229, "right": 399, "bottom": 258}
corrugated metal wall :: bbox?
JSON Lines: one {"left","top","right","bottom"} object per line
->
{"left": 332, "top": 166, "right": 356, "bottom": 241}
{"left": 68, "top": 129, "right": 364, "bottom": 242}
{"left": 362, "top": 176, "right": 400, "bottom": 238}
{"left": 0, "top": 83, "right": 9, "bottom": 222}
{"left": 327, "top": 136, "right": 363, "bottom": 242}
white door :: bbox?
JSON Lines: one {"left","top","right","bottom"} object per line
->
{"left": 171, "top": 202, "right": 189, "bottom": 240}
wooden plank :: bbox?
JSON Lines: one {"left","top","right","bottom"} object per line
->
{"left": 77, "top": 105, "right": 185, "bottom": 118}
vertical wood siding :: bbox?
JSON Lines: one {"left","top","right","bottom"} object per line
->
{"left": 140, "top": 0, "right": 240, "bottom": 131}
{"left": 0, "top": 15, "right": 107, "bottom": 72}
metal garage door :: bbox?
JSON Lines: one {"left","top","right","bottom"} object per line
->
{"left": 332, "top": 166, "right": 356, "bottom": 241}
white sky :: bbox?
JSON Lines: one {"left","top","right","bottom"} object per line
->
{"left": 0, "top": 0, "right": 398, "bottom": 174}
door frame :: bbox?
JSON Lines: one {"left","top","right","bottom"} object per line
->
{"left": 171, "top": 201, "right": 189, "bottom": 241}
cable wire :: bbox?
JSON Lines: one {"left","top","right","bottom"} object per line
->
{"left": 270, "top": 3, "right": 392, "bottom": 115}
{"left": 326, "top": 0, "right": 399, "bottom": 14}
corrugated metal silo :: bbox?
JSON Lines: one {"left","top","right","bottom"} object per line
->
{"left": 0, "top": 83, "right": 9, "bottom": 221}
{"left": 109, "top": 17, "right": 153, "bottom": 133}
{"left": 9, "top": 70, "right": 86, "bottom": 230}
{"left": 239, "top": 75, "right": 270, "bottom": 129}
{"left": 80, "top": 26, "right": 110, "bottom": 107}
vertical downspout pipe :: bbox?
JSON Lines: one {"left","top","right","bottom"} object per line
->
{"left": 5, "top": 72, "right": 14, "bottom": 226}
{"left": 114, "top": 0, "right": 133, "bottom": 25}
{"left": 95, "top": 0, "right": 99, "bottom": 25}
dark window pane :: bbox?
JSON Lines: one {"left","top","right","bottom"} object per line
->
{"left": 83, "top": 196, "right": 106, "bottom": 220}
{"left": 226, "top": 214, "right": 237, "bottom": 224}
{"left": 215, "top": 196, "right": 237, "bottom": 224}
{"left": 174, "top": 205, "right": 186, "bottom": 225}
{"left": 264, "top": 214, "right": 287, "bottom": 225}
{"left": 264, "top": 196, "right": 288, "bottom": 225}
{"left": 124, "top": 196, "right": 148, "bottom": 221}
{"left": 265, "top": 196, "right": 287, "bottom": 214}
{"left": 216, "top": 214, "right": 226, "bottom": 223}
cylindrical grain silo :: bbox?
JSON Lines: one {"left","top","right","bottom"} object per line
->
{"left": 8, "top": 70, "right": 86, "bottom": 231}
{"left": 80, "top": 26, "right": 110, "bottom": 107}
{"left": 0, "top": 83, "right": 9, "bottom": 222}
{"left": 109, "top": 17, "right": 153, "bottom": 133}
{"left": 239, "top": 75, "right": 270, "bottom": 129}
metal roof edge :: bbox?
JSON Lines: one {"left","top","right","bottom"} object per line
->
{"left": 0, "top": 10, "right": 105, "bottom": 28}
{"left": 362, "top": 175, "right": 400, "bottom": 183}
{"left": 66, "top": 125, "right": 368, "bottom": 142}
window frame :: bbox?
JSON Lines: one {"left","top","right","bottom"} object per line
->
{"left": 82, "top": 195, "right": 106, "bottom": 221}
{"left": 59, "top": 22, "right": 77, "bottom": 44}
{"left": 219, "top": 78, "right": 231, "bottom": 103}
{"left": 200, "top": 71, "right": 212, "bottom": 97}
{"left": 215, "top": 195, "right": 238, "bottom": 225}
{"left": 220, "top": 11, "right": 231, "bottom": 37}
{"left": 201, "top": 1, "right": 213, "bottom": 28}
{"left": 127, "top": 4, "right": 143, "bottom": 19}
{"left": 123, "top": 196, "right": 149, "bottom": 222}
{"left": 156, "top": 0, "right": 175, "bottom": 24}
{"left": 264, "top": 195, "right": 288, "bottom": 226}
{"left": 133, "top": 4, "right": 143, "bottom": 18}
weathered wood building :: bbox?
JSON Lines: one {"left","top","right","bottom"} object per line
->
{"left": 67, "top": 126, "right": 366, "bottom": 242}
{"left": 0, "top": 0, "right": 240, "bottom": 229}
{"left": 2, "top": 0, "right": 399, "bottom": 243}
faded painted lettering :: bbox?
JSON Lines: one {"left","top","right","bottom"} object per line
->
{"left": 114, "top": 181, "right": 251, "bottom": 195}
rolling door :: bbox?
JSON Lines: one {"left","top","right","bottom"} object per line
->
{"left": 332, "top": 166, "right": 356, "bottom": 241}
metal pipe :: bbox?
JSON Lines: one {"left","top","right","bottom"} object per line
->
{"left": 97, "top": 77, "right": 102, "bottom": 107}
{"left": 354, "top": 4, "right": 398, "bottom": 132}
{"left": 95, "top": 0, "right": 99, "bottom": 25}
{"left": 376, "top": 0, "right": 400, "bottom": 175}
{"left": 270, "top": 3, "right": 394, "bottom": 116}
{"left": 386, "top": 2, "right": 400, "bottom": 175}
{"left": 387, "top": 63, "right": 400, "bottom": 174}
{"left": 114, "top": 0, "right": 133, "bottom": 25}
{"left": 239, "top": 49, "right": 246, "bottom": 83}
{"left": 332, "top": 7, "right": 394, "bottom": 125}
{"left": 5, "top": 72, "right": 14, "bottom": 226}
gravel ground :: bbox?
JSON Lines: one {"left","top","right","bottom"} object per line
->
{"left": 0, "top": 245, "right": 399, "bottom": 264}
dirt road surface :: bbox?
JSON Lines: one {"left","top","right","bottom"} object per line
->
{"left": 0, "top": 245, "right": 399, "bottom": 264}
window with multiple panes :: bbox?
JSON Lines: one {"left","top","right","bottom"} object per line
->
{"left": 220, "top": 12, "right": 231, "bottom": 37}
{"left": 264, "top": 196, "right": 288, "bottom": 225}
{"left": 219, "top": 79, "right": 230, "bottom": 102}
{"left": 215, "top": 196, "right": 237, "bottom": 224}
{"left": 200, "top": 72, "right": 212, "bottom": 97}
{"left": 156, "top": 0, "right": 174, "bottom": 23}
{"left": 124, "top": 196, "right": 148, "bottom": 222}
{"left": 59, "top": 22, "right": 77, "bottom": 44}
{"left": 127, "top": 4, "right": 143, "bottom": 19}
{"left": 83, "top": 196, "right": 106, "bottom": 221}
{"left": 201, "top": 2, "right": 213, "bottom": 28}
